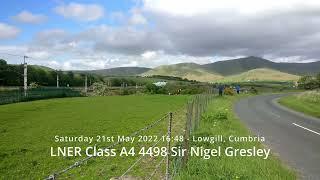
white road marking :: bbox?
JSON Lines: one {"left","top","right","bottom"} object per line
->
{"left": 292, "top": 123, "right": 320, "bottom": 136}
{"left": 270, "top": 111, "right": 280, "bottom": 118}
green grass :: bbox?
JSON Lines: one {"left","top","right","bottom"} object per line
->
{"left": 0, "top": 95, "right": 188, "bottom": 179}
{"left": 175, "top": 95, "right": 296, "bottom": 180}
{"left": 279, "top": 91, "right": 320, "bottom": 118}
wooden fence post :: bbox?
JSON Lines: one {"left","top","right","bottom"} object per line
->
{"left": 194, "top": 97, "right": 199, "bottom": 130}
{"left": 182, "top": 103, "right": 191, "bottom": 168}
{"left": 166, "top": 112, "right": 173, "bottom": 180}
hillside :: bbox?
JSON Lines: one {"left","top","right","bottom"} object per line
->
{"left": 78, "top": 56, "right": 319, "bottom": 79}
{"left": 219, "top": 68, "right": 300, "bottom": 82}
{"left": 2, "top": 56, "right": 318, "bottom": 83}
{"left": 141, "top": 59, "right": 307, "bottom": 82}
{"left": 86, "top": 67, "right": 150, "bottom": 76}
{"left": 202, "top": 56, "right": 320, "bottom": 76}
{"left": 142, "top": 63, "right": 224, "bottom": 82}
{"left": 30, "top": 65, "right": 54, "bottom": 72}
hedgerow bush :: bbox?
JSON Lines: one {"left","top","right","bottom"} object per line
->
{"left": 224, "top": 87, "right": 235, "bottom": 95}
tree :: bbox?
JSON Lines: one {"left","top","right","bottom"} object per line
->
{"left": 145, "top": 83, "right": 159, "bottom": 94}
{"left": 316, "top": 73, "right": 320, "bottom": 88}
{"left": 0, "top": 59, "right": 7, "bottom": 67}
{"left": 298, "top": 75, "right": 318, "bottom": 90}
{"left": 0, "top": 59, "right": 7, "bottom": 85}
{"left": 110, "top": 78, "right": 121, "bottom": 86}
{"left": 0, "top": 59, "right": 102, "bottom": 86}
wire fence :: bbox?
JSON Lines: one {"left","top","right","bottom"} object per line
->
{"left": 0, "top": 87, "right": 82, "bottom": 105}
{"left": 45, "top": 93, "right": 214, "bottom": 180}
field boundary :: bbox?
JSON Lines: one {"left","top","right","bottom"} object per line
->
{"left": 0, "top": 87, "right": 82, "bottom": 105}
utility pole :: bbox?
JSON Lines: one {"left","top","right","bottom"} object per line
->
{"left": 23, "top": 56, "right": 28, "bottom": 97}
{"left": 56, "top": 70, "right": 59, "bottom": 88}
{"left": 84, "top": 74, "right": 88, "bottom": 95}
{"left": 136, "top": 83, "right": 138, "bottom": 94}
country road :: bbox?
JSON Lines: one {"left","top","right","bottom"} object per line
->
{"left": 234, "top": 94, "right": 320, "bottom": 180}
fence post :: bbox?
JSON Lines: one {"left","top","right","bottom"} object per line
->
{"left": 23, "top": 59, "right": 28, "bottom": 97}
{"left": 166, "top": 112, "right": 173, "bottom": 180}
{"left": 189, "top": 101, "right": 194, "bottom": 134}
{"left": 84, "top": 74, "right": 88, "bottom": 96}
{"left": 200, "top": 102, "right": 202, "bottom": 125}
{"left": 56, "top": 71, "right": 59, "bottom": 88}
{"left": 182, "top": 103, "right": 191, "bottom": 168}
{"left": 194, "top": 97, "right": 199, "bottom": 130}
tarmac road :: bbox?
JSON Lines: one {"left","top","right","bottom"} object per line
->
{"left": 234, "top": 94, "right": 320, "bottom": 180}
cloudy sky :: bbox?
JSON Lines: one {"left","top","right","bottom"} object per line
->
{"left": 0, "top": 0, "right": 319, "bottom": 70}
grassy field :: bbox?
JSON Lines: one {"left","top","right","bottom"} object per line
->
{"left": 0, "top": 95, "right": 188, "bottom": 179}
{"left": 279, "top": 91, "right": 320, "bottom": 118}
{"left": 175, "top": 95, "right": 296, "bottom": 179}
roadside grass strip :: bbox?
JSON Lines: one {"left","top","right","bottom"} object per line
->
{"left": 279, "top": 91, "right": 320, "bottom": 118}
{"left": 174, "top": 96, "right": 296, "bottom": 180}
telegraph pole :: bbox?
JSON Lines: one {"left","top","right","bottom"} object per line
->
{"left": 84, "top": 74, "right": 88, "bottom": 95}
{"left": 23, "top": 56, "right": 28, "bottom": 97}
{"left": 56, "top": 70, "right": 59, "bottom": 88}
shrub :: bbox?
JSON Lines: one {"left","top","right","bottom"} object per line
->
{"left": 91, "top": 82, "right": 109, "bottom": 96}
{"left": 249, "top": 87, "right": 258, "bottom": 94}
{"left": 181, "top": 87, "right": 203, "bottom": 94}
{"left": 145, "top": 83, "right": 158, "bottom": 94}
{"left": 145, "top": 83, "right": 168, "bottom": 94}
{"left": 121, "top": 89, "right": 129, "bottom": 95}
{"left": 224, "top": 87, "right": 234, "bottom": 96}
{"left": 298, "top": 75, "right": 318, "bottom": 90}
{"left": 29, "top": 82, "right": 40, "bottom": 89}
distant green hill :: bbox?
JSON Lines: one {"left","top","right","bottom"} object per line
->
{"left": 30, "top": 65, "right": 54, "bottom": 72}
{"left": 3, "top": 56, "right": 318, "bottom": 83}
{"left": 77, "top": 56, "right": 319, "bottom": 80}
{"left": 142, "top": 63, "right": 224, "bottom": 82}
{"left": 218, "top": 68, "right": 300, "bottom": 82}
{"left": 83, "top": 67, "right": 150, "bottom": 76}
{"left": 141, "top": 58, "right": 311, "bottom": 82}
{"left": 202, "top": 56, "right": 320, "bottom": 76}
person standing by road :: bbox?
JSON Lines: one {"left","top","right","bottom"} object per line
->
{"left": 218, "top": 84, "right": 224, "bottom": 96}
{"left": 235, "top": 85, "right": 240, "bottom": 94}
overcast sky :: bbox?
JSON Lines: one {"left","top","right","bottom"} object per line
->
{"left": 0, "top": 0, "right": 319, "bottom": 70}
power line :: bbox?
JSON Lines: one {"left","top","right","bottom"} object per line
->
{"left": 0, "top": 52, "right": 25, "bottom": 58}
{"left": 0, "top": 52, "right": 53, "bottom": 62}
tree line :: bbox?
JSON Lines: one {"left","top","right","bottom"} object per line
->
{"left": 0, "top": 59, "right": 103, "bottom": 87}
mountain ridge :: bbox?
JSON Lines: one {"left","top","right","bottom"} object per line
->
{"left": 12, "top": 56, "right": 318, "bottom": 82}
{"left": 141, "top": 56, "right": 319, "bottom": 82}
{"left": 201, "top": 56, "right": 320, "bottom": 75}
{"left": 83, "top": 56, "right": 319, "bottom": 77}
{"left": 79, "top": 67, "right": 151, "bottom": 76}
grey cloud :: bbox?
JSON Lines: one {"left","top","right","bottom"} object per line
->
{"left": 149, "top": 8, "right": 320, "bottom": 60}
{"left": 22, "top": 3, "right": 320, "bottom": 69}
{"left": 70, "top": 4, "right": 320, "bottom": 61}
{"left": 77, "top": 25, "right": 173, "bottom": 54}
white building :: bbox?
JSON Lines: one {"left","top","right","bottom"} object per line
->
{"left": 153, "top": 81, "right": 167, "bottom": 87}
